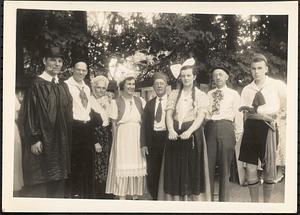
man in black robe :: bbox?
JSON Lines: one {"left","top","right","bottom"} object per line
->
{"left": 22, "top": 47, "right": 73, "bottom": 198}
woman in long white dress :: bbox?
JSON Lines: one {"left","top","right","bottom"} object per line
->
{"left": 105, "top": 74, "right": 147, "bottom": 200}
{"left": 14, "top": 91, "right": 24, "bottom": 195}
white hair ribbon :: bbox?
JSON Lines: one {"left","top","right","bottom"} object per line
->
{"left": 170, "top": 57, "right": 195, "bottom": 79}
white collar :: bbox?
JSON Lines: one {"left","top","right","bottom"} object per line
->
{"left": 249, "top": 76, "right": 271, "bottom": 90}
{"left": 67, "top": 76, "right": 88, "bottom": 89}
{"left": 215, "top": 85, "right": 227, "bottom": 91}
{"left": 156, "top": 94, "right": 167, "bottom": 101}
{"left": 39, "top": 71, "right": 59, "bottom": 83}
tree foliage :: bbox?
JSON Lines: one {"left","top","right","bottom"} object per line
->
{"left": 17, "top": 10, "right": 288, "bottom": 90}
{"left": 17, "top": 9, "right": 89, "bottom": 81}
{"left": 87, "top": 12, "right": 288, "bottom": 89}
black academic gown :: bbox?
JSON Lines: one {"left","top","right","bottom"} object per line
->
{"left": 22, "top": 77, "right": 73, "bottom": 186}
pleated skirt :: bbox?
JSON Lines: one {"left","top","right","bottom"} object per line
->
{"left": 157, "top": 121, "right": 211, "bottom": 201}
{"left": 105, "top": 122, "right": 147, "bottom": 196}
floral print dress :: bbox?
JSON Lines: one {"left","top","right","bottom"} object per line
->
{"left": 94, "top": 122, "right": 112, "bottom": 183}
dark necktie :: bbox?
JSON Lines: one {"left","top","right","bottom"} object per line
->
{"left": 155, "top": 98, "right": 162, "bottom": 122}
{"left": 252, "top": 90, "right": 266, "bottom": 109}
{"left": 51, "top": 77, "right": 57, "bottom": 84}
{"left": 212, "top": 89, "right": 223, "bottom": 115}
{"left": 78, "top": 86, "right": 88, "bottom": 108}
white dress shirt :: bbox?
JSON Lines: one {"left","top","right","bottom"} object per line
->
{"left": 241, "top": 76, "right": 287, "bottom": 115}
{"left": 207, "top": 85, "right": 243, "bottom": 135}
{"left": 153, "top": 94, "right": 168, "bottom": 131}
{"left": 65, "top": 76, "right": 91, "bottom": 121}
{"left": 39, "top": 71, "right": 59, "bottom": 83}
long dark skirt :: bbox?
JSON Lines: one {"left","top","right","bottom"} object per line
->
{"left": 94, "top": 124, "right": 114, "bottom": 199}
{"left": 163, "top": 120, "right": 206, "bottom": 196}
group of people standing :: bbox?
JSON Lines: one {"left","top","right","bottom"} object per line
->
{"left": 14, "top": 47, "right": 286, "bottom": 203}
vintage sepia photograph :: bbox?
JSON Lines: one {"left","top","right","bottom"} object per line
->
{"left": 3, "top": 1, "right": 298, "bottom": 213}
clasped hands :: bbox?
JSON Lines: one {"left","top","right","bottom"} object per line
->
{"left": 168, "top": 129, "right": 192, "bottom": 140}
{"left": 238, "top": 106, "right": 257, "bottom": 114}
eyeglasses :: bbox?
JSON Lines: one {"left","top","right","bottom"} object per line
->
{"left": 154, "top": 82, "right": 166, "bottom": 86}
{"left": 95, "top": 87, "right": 107, "bottom": 90}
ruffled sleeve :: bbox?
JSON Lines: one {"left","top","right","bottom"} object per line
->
{"left": 166, "top": 90, "right": 179, "bottom": 111}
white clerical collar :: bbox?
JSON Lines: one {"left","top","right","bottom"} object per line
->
{"left": 39, "top": 71, "right": 59, "bottom": 83}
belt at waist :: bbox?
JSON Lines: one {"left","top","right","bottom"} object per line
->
{"left": 152, "top": 130, "right": 167, "bottom": 139}
{"left": 73, "top": 119, "right": 91, "bottom": 125}
{"left": 153, "top": 130, "right": 167, "bottom": 133}
{"left": 207, "top": 119, "right": 233, "bottom": 123}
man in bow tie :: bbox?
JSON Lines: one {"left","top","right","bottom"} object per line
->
{"left": 141, "top": 72, "right": 169, "bottom": 200}
{"left": 205, "top": 67, "right": 243, "bottom": 202}
{"left": 65, "top": 60, "right": 96, "bottom": 199}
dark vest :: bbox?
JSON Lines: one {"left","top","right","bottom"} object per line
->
{"left": 115, "top": 96, "right": 143, "bottom": 123}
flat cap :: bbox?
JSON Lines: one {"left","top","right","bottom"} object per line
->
{"left": 251, "top": 53, "right": 268, "bottom": 64}
{"left": 211, "top": 67, "right": 230, "bottom": 75}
